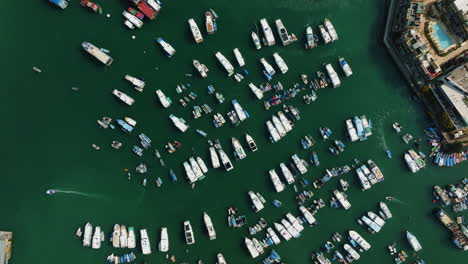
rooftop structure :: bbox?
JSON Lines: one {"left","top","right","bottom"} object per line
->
{"left": 0, "top": 231, "right": 12, "bottom": 264}
{"left": 445, "top": 63, "right": 468, "bottom": 94}
{"left": 439, "top": 84, "right": 468, "bottom": 126}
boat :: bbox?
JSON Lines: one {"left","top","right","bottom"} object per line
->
{"left": 146, "top": 0, "right": 161, "bottom": 12}
{"left": 188, "top": 18, "right": 203, "bottom": 43}
{"left": 299, "top": 206, "right": 317, "bottom": 225}
{"left": 280, "top": 163, "right": 295, "bottom": 184}
{"left": 127, "top": 227, "right": 136, "bottom": 249}
{"left": 133, "top": 145, "right": 143, "bottom": 156}
{"left": 169, "top": 169, "right": 177, "bottom": 182}
{"left": 324, "top": 18, "right": 338, "bottom": 41}
{"left": 232, "top": 100, "right": 248, "bottom": 121}
{"left": 292, "top": 154, "right": 308, "bottom": 174}
{"left": 83, "top": 222, "right": 93, "bottom": 247}
{"left": 380, "top": 202, "right": 392, "bottom": 219}
{"left": 274, "top": 222, "right": 292, "bottom": 241}
{"left": 217, "top": 253, "right": 227, "bottom": 264}
{"left": 361, "top": 115, "right": 372, "bottom": 137}
{"left": 196, "top": 157, "right": 209, "bottom": 174}
{"left": 260, "top": 18, "right": 275, "bottom": 46}
{"left": 286, "top": 213, "right": 304, "bottom": 232}
{"left": 205, "top": 11, "right": 215, "bottom": 34}
{"left": 132, "top": 0, "right": 156, "bottom": 20}
{"left": 311, "top": 151, "right": 320, "bottom": 167}
{"left": 393, "top": 122, "right": 402, "bottom": 133}
{"left": 218, "top": 149, "right": 234, "bottom": 171}
{"left": 140, "top": 229, "right": 152, "bottom": 255}
{"left": 215, "top": 52, "right": 234, "bottom": 76}
{"left": 112, "top": 224, "right": 120, "bottom": 248}
{"left": 346, "top": 119, "right": 359, "bottom": 141}
{"left": 245, "top": 133, "right": 258, "bottom": 152}
{"left": 277, "top": 111, "right": 293, "bottom": 132}
{"left": 91, "top": 226, "right": 101, "bottom": 249}
{"left": 46, "top": 189, "right": 56, "bottom": 195}
{"left": 267, "top": 228, "right": 281, "bottom": 245}
{"left": 356, "top": 168, "right": 371, "bottom": 190}
{"left": 127, "top": 7, "right": 144, "bottom": 20}
{"left": 49, "top": 0, "right": 68, "bottom": 9}
{"left": 260, "top": 58, "right": 276, "bottom": 77}
{"left": 169, "top": 114, "right": 189, "bottom": 132}
{"left": 33, "top": 66, "right": 42, "bottom": 73}
{"left": 269, "top": 169, "right": 285, "bottom": 192}
{"left": 189, "top": 157, "right": 204, "bottom": 179}
{"left": 248, "top": 83, "right": 264, "bottom": 99}
{"left": 281, "top": 219, "right": 300, "bottom": 238}
{"left": 339, "top": 57, "right": 352, "bottom": 77}
{"left": 272, "top": 115, "right": 287, "bottom": 137}
{"left": 344, "top": 243, "right": 360, "bottom": 261}
{"left": 333, "top": 190, "right": 351, "bottom": 210}
{"left": 368, "top": 211, "right": 385, "bottom": 227}
{"left": 361, "top": 216, "right": 381, "bottom": 233}
{"left": 340, "top": 179, "right": 349, "bottom": 191}
{"left": 233, "top": 48, "right": 245, "bottom": 67}
{"left": 275, "top": 19, "right": 293, "bottom": 46}
{"left": 119, "top": 225, "right": 128, "bottom": 248}
{"left": 209, "top": 147, "right": 220, "bottom": 168}
{"left": 80, "top": 0, "right": 101, "bottom": 13}
{"left": 124, "top": 117, "right": 137, "bottom": 127}
{"left": 273, "top": 53, "right": 288, "bottom": 74}
{"left": 155, "top": 89, "right": 172, "bottom": 108}
{"left": 245, "top": 237, "right": 260, "bottom": 258}
{"left": 406, "top": 231, "right": 422, "bottom": 252}
{"left": 184, "top": 221, "right": 195, "bottom": 245}
{"left": 193, "top": 60, "right": 209, "bottom": 78}
{"left": 251, "top": 32, "right": 262, "bottom": 50}
{"left": 158, "top": 227, "right": 169, "bottom": 252}
{"left": 112, "top": 89, "right": 135, "bottom": 106}
{"left": 386, "top": 149, "right": 393, "bottom": 158}
{"left": 122, "top": 11, "right": 143, "bottom": 28}
{"left": 232, "top": 137, "right": 247, "bottom": 160}
{"left": 305, "top": 26, "right": 316, "bottom": 49}
{"left": 404, "top": 153, "right": 419, "bottom": 173}
{"left": 248, "top": 191, "right": 265, "bottom": 212}
{"left": 325, "top": 64, "right": 340, "bottom": 88}
{"left": 183, "top": 161, "right": 197, "bottom": 183}
{"left": 319, "top": 25, "right": 331, "bottom": 44}
{"left": 203, "top": 212, "right": 217, "bottom": 240}
{"left": 267, "top": 121, "right": 281, "bottom": 142}
{"left": 82, "top": 42, "right": 113, "bottom": 66}
{"left": 196, "top": 129, "right": 207, "bottom": 137}
{"left": 367, "top": 160, "right": 384, "bottom": 182}
{"left": 156, "top": 38, "right": 176, "bottom": 58}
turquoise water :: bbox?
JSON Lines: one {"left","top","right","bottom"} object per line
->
{"left": 432, "top": 23, "right": 454, "bottom": 50}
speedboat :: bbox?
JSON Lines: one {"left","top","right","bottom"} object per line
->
{"left": 159, "top": 227, "right": 169, "bottom": 252}
{"left": 46, "top": 189, "right": 56, "bottom": 195}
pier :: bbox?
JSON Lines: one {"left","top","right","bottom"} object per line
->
{"left": 0, "top": 231, "right": 12, "bottom": 264}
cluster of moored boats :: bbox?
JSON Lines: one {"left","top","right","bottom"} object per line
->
{"left": 356, "top": 202, "right": 393, "bottom": 234}
{"left": 404, "top": 149, "right": 426, "bottom": 173}
{"left": 346, "top": 115, "right": 373, "bottom": 142}
{"left": 266, "top": 111, "right": 294, "bottom": 143}
{"left": 354, "top": 160, "right": 385, "bottom": 191}
{"left": 433, "top": 178, "right": 468, "bottom": 213}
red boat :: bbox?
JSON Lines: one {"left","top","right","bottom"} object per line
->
{"left": 133, "top": 0, "right": 156, "bottom": 20}
{"left": 80, "top": 0, "right": 101, "bottom": 13}
{"left": 127, "top": 7, "right": 145, "bottom": 20}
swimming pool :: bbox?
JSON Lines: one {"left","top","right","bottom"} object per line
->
{"left": 432, "top": 22, "right": 454, "bottom": 50}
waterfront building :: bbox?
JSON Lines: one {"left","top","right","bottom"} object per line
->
{"left": 0, "top": 231, "right": 12, "bottom": 264}
{"left": 436, "top": 0, "right": 468, "bottom": 42}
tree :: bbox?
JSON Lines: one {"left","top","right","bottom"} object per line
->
{"left": 443, "top": 142, "right": 465, "bottom": 153}
{"left": 438, "top": 112, "right": 456, "bottom": 132}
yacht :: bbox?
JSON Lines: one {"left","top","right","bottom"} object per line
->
{"left": 83, "top": 222, "right": 93, "bottom": 247}
{"left": 232, "top": 100, "right": 248, "bottom": 121}
{"left": 233, "top": 48, "right": 245, "bottom": 67}
{"left": 156, "top": 38, "right": 176, "bottom": 57}
{"left": 189, "top": 157, "right": 204, "bottom": 179}
{"left": 209, "top": 147, "right": 220, "bottom": 168}
{"left": 184, "top": 221, "right": 195, "bottom": 245}
{"left": 286, "top": 213, "right": 304, "bottom": 233}
{"left": 193, "top": 59, "right": 209, "bottom": 78}
{"left": 260, "top": 18, "right": 275, "bottom": 46}
{"left": 319, "top": 25, "right": 331, "bottom": 44}
{"left": 122, "top": 11, "right": 143, "bottom": 28}
{"left": 305, "top": 26, "right": 316, "bottom": 49}
{"left": 248, "top": 191, "right": 265, "bottom": 212}
{"left": 292, "top": 154, "right": 308, "bottom": 174}
{"left": 113, "top": 89, "right": 135, "bottom": 106}
{"left": 380, "top": 202, "right": 392, "bottom": 219}
{"left": 203, "top": 212, "right": 217, "bottom": 240}
{"left": 91, "top": 226, "right": 101, "bottom": 249}
{"left": 125, "top": 74, "right": 145, "bottom": 89}
{"left": 112, "top": 224, "right": 120, "bottom": 248}
{"left": 275, "top": 19, "right": 292, "bottom": 45}
{"left": 277, "top": 111, "right": 293, "bottom": 132}
{"left": 333, "top": 190, "right": 351, "bottom": 210}
{"left": 368, "top": 211, "right": 385, "bottom": 227}
{"left": 120, "top": 225, "right": 128, "bottom": 248}
{"left": 269, "top": 169, "right": 285, "bottom": 192}
{"left": 232, "top": 137, "right": 247, "bottom": 160}
{"left": 248, "top": 83, "right": 264, "bottom": 99}
{"left": 266, "top": 121, "right": 281, "bottom": 143}
{"left": 169, "top": 114, "right": 189, "bottom": 132}
{"left": 260, "top": 58, "right": 276, "bottom": 76}
{"left": 344, "top": 243, "right": 360, "bottom": 261}
{"left": 140, "top": 229, "right": 152, "bottom": 255}
{"left": 188, "top": 18, "right": 203, "bottom": 43}
{"left": 281, "top": 219, "right": 300, "bottom": 238}
{"left": 279, "top": 163, "right": 295, "bottom": 184}
{"left": 196, "top": 156, "right": 209, "bottom": 174}
{"left": 324, "top": 18, "right": 338, "bottom": 41}
{"left": 245, "top": 133, "right": 258, "bottom": 152}
{"left": 159, "top": 227, "right": 169, "bottom": 252}
{"left": 127, "top": 227, "right": 136, "bottom": 249}
{"left": 251, "top": 32, "right": 262, "bottom": 50}
{"left": 218, "top": 149, "right": 234, "bottom": 171}
{"left": 267, "top": 228, "right": 281, "bottom": 245}
{"left": 155, "top": 89, "right": 172, "bottom": 108}
{"left": 274, "top": 222, "right": 292, "bottom": 241}
{"left": 215, "top": 51, "right": 235, "bottom": 76}
{"left": 245, "top": 237, "right": 260, "bottom": 258}
{"left": 183, "top": 161, "right": 197, "bottom": 183}
{"left": 273, "top": 52, "right": 288, "bottom": 74}
{"left": 349, "top": 230, "right": 371, "bottom": 251}
{"left": 299, "top": 206, "right": 317, "bottom": 225}
{"left": 325, "top": 64, "right": 341, "bottom": 88}
{"left": 339, "top": 57, "right": 352, "bottom": 77}
{"left": 272, "top": 115, "right": 287, "bottom": 137}
{"left": 217, "top": 253, "right": 227, "bottom": 264}
{"left": 406, "top": 231, "right": 422, "bottom": 252}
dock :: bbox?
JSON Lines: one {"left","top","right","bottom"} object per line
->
{"left": 0, "top": 231, "right": 12, "bottom": 264}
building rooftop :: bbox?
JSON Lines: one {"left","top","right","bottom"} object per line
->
{"left": 454, "top": 0, "right": 468, "bottom": 14}
{"left": 445, "top": 63, "right": 468, "bottom": 93}
{"left": 440, "top": 83, "right": 468, "bottom": 125}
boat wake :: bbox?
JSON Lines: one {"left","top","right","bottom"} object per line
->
{"left": 48, "top": 189, "right": 106, "bottom": 199}
{"left": 386, "top": 196, "right": 407, "bottom": 205}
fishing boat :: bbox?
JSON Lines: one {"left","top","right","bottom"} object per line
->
{"left": 169, "top": 114, "right": 189, "bottom": 132}
{"left": 112, "top": 224, "right": 121, "bottom": 248}
{"left": 122, "top": 11, "right": 143, "bottom": 29}
{"left": 113, "top": 89, "right": 135, "bottom": 106}
{"left": 324, "top": 18, "right": 338, "bottom": 41}
{"left": 305, "top": 26, "right": 316, "bottom": 49}
{"left": 184, "top": 221, "right": 195, "bottom": 245}
{"left": 155, "top": 89, "right": 172, "bottom": 108}
{"left": 203, "top": 212, "right": 217, "bottom": 240}
{"left": 319, "top": 25, "right": 331, "bottom": 44}
{"left": 140, "top": 229, "right": 152, "bottom": 255}
{"left": 183, "top": 161, "right": 197, "bottom": 183}
{"left": 82, "top": 41, "right": 113, "bottom": 66}
{"left": 215, "top": 52, "right": 234, "bottom": 76}
{"left": 209, "top": 147, "right": 220, "bottom": 168}
{"left": 325, "top": 64, "right": 341, "bottom": 88}
{"left": 275, "top": 19, "right": 293, "bottom": 46}
{"left": 251, "top": 32, "right": 262, "bottom": 50}
{"left": 91, "top": 226, "right": 101, "bottom": 249}
{"left": 156, "top": 38, "right": 176, "bottom": 58}
{"left": 406, "top": 231, "right": 422, "bottom": 252}
{"left": 232, "top": 137, "right": 247, "bottom": 160}
{"left": 233, "top": 48, "right": 245, "bottom": 67}
{"left": 80, "top": 0, "right": 101, "bottom": 13}
{"left": 193, "top": 59, "right": 209, "bottom": 78}
{"left": 218, "top": 149, "right": 234, "bottom": 171}
{"left": 205, "top": 11, "right": 215, "bottom": 34}
{"left": 127, "top": 227, "right": 136, "bottom": 249}
{"left": 117, "top": 119, "right": 134, "bottom": 133}
{"left": 248, "top": 83, "right": 264, "bottom": 99}
{"left": 299, "top": 206, "right": 317, "bottom": 225}
{"left": 245, "top": 237, "right": 260, "bottom": 258}
{"left": 159, "top": 227, "right": 169, "bottom": 252}
{"left": 267, "top": 121, "right": 281, "bottom": 143}
{"left": 269, "top": 169, "right": 285, "bottom": 192}
{"left": 133, "top": 0, "right": 156, "bottom": 20}
{"left": 273, "top": 53, "right": 288, "bottom": 74}
{"left": 339, "top": 57, "right": 352, "bottom": 77}
{"left": 260, "top": 18, "right": 275, "bottom": 46}
{"left": 127, "top": 7, "right": 144, "bottom": 20}
{"left": 188, "top": 18, "right": 203, "bottom": 43}
{"left": 245, "top": 133, "right": 258, "bottom": 152}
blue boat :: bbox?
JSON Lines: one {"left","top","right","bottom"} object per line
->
{"left": 196, "top": 129, "right": 207, "bottom": 137}
{"left": 310, "top": 151, "right": 320, "bottom": 166}
{"left": 133, "top": 146, "right": 143, "bottom": 156}
{"left": 139, "top": 133, "right": 152, "bottom": 145}
{"left": 169, "top": 169, "right": 177, "bottom": 182}
{"left": 242, "top": 69, "right": 249, "bottom": 76}
{"left": 117, "top": 119, "right": 134, "bottom": 133}
{"left": 207, "top": 85, "right": 215, "bottom": 94}
{"left": 272, "top": 200, "right": 282, "bottom": 207}
{"left": 386, "top": 149, "right": 392, "bottom": 158}
{"left": 353, "top": 116, "right": 364, "bottom": 138}
{"left": 49, "top": 0, "right": 68, "bottom": 9}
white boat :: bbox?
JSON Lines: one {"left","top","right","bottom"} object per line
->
{"left": 140, "top": 229, "right": 151, "bottom": 255}
{"left": 232, "top": 100, "right": 248, "bottom": 121}
{"left": 275, "top": 19, "right": 292, "bottom": 46}
{"left": 83, "top": 222, "right": 93, "bottom": 247}
{"left": 380, "top": 202, "right": 392, "bottom": 219}
{"left": 279, "top": 163, "right": 295, "bottom": 184}
{"left": 146, "top": 0, "right": 161, "bottom": 11}
{"left": 407, "top": 231, "right": 422, "bottom": 252}
{"left": 209, "top": 147, "right": 220, "bottom": 168}
{"left": 368, "top": 211, "right": 385, "bottom": 227}
{"left": 248, "top": 83, "right": 264, "bottom": 99}
{"left": 245, "top": 133, "right": 258, "bottom": 152}
{"left": 120, "top": 225, "right": 128, "bottom": 248}
{"left": 218, "top": 149, "right": 234, "bottom": 171}
{"left": 248, "top": 191, "right": 265, "bottom": 212}
{"left": 286, "top": 213, "right": 304, "bottom": 233}
{"left": 346, "top": 119, "right": 359, "bottom": 141}
{"left": 184, "top": 221, "right": 195, "bottom": 245}
{"left": 281, "top": 219, "right": 300, "bottom": 238}
{"left": 344, "top": 243, "right": 360, "bottom": 260}
{"left": 274, "top": 222, "right": 292, "bottom": 241}
{"left": 112, "top": 224, "right": 120, "bottom": 248}
{"left": 266, "top": 120, "right": 281, "bottom": 143}
{"left": 349, "top": 230, "right": 371, "bottom": 251}
{"left": 267, "top": 228, "right": 281, "bottom": 245}
{"left": 159, "top": 227, "right": 169, "bottom": 252}
{"left": 362, "top": 215, "right": 382, "bottom": 233}
{"left": 272, "top": 115, "right": 287, "bottom": 137}
{"left": 245, "top": 237, "right": 260, "bottom": 258}
{"left": 232, "top": 137, "right": 247, "bottom": 160}
{"left": 339, "top": 57, "right": 352, "bottom": 77}
{"left": 292, "top": 154, "right": 308, "bottom": 175}
{"left": 169, "top": 114, "right": 189, "bottom": 132}
{"left": 189, "top": 157, "right": 204, "bottom": 179}
{"left": 113, "top": 89, "right": 135, "bottom": 106}
{"left": 277, "top": 111, "right": 293, "bottom": 132}
{"left": 155, "top": 89, "right": 172, "bottom": 108}
{"left": 203, "top": 212, "right": 217, "bottom": 240}
{"left": 91, "top": 226, "right": 101, "bottom": 249}
{"left": 233, "top": 48, "right": 245, "bottom": 67}
{"left": 299, "top": 206, "right": 317, "bottom": 225}
{"left": 269, "top": 169, "right": 285, "bottom": 192}
{"left": 260, "top": 58, "right": 276, "bottom": 76}
{"left": 124, "top": 20, "right": 134, "bottom": 29}
{"left": 127, "top": 227, "right": 136, "bottom": 249}
{"left": 124, "top": 116, "right": 137, "bottom": 127}
{"left": 125, "top": 74, "right": 145, "bottom": 89}
{"left": 183, "top": 161, "right": 197, "bottom": 183}
{"left": 196, "top": 156, "right": 209, "bottom": 174}
{"left": 205, "top": 11, "right": 215, "bottom": 34}
{"left": 156, "top": 38, "right": 176, "bottom": 58}
{"left": 361, "top": 164, "right": 377, "bottom": 185}
{"left": 215, "top": 51, "right": 235, "bottom": 76}
{"left": 251, "top": 32, "right": 262, "bottom": 50}
{"left": 188, "top": 18, "right": 203, "bottom": 44}
{"left": 122, "top": 11, "right": 143, "bottom": 29}
{"left": 356, "top": 168, "right": 371, "bottom": 190}
{"left": 305, "top": 26, "right": 316, "bottom": 49}
{"left": 193, "top": 59, "right": 209, "bottom": 78}
{"left": 333, "top": 190, "right": 351, "bottom": 210}
{"left": 324, "top": 18, "right": 338, "bottom": 41}
{"left": 81, "top": 41, "right": 114, "bottom": 66}
{"left": 319, "top": 25, "right": 331, "bottom": 44}
{"left": 252, "top": 238, "right": 265, "bottom": 254}
{"left": 273, "top": 53, "right": 288, "bottom": 74}
{"left": 325, "top": 64, "right": 341, "bottom": 88}
{"left": 217, "top": 253, "right": 227, "bottom": 264}
{"left": 404, "top": 153, "right": 419, "bottom": 173}
{"left": 260, "top": 18, "right": 275, "bottom": 46}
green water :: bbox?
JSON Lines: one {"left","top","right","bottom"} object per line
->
{"left": 1, "top": 0, "right": 467, "bottom": 263}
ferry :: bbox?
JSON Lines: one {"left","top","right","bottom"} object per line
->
{"left": 305, "top": 26, "right": 316, "bottom": 49}
{"left": 217, "top": 253, "right": 227, "bottom": 264}
{"left": 233, "top": 48, "right": 245, "bottom": 67}
{"left": 339, "top": 57, "right": 352, "bottom": 77}
{"left": 113, "top": 89, "right": 135, "bottom": 106}
{"left": 193, "top": 60, "right": 209, "bottom": 78}
{"left": 82, "top": 42, "right": 113, "bottom": 66}
{"left": 205, "top": 11, "right": 215, "bottom": 34}
{"left": 188, "top": 18, "right": 203, "bottom": 44}
{"left": 169, "top": 114, "right": 189, "bottom": 132}
{"left": 183, "top": 161, "right": 197, "bottom": 183}
{"left": 127, "top": 227, "right": 136, "bottom": 249}
{"left": 406, "top": 231, "right": 422, "bottom": 251}
{"left": 50, "top": 0, "right": 68, "bottom": 9}
{"left": 184, "top": 221, "right": 195, "bottom": 245}
{"left": 404, "top": 154, "right": 419, "bottom": 173}
{"left": 325, "top": 64, "right": 341, "bottom": 88}
{"left": 324, "top": 18, "right": 338, "bottom": 41}
{"left": 333, "top": 190, "right": 351, "bottom": 210}
{"left": 209, "top": 147, "right": 220, "bottom": 168}
{"left": 299, "top": 205, "right": 317, "bottom": 225}
{"left": 248, "top": 191, "right": 265, "bottom": 212}
{"left": 204, "top": 212, "right": 217, "bottom": 240}
{"left": 267, "top": 228, "right": 282, "bottom": 245}
{"left": 112, "top": 224, "right": 120, "bottom": 248}
{"left": 159, "top": 227, "right": 169, "bottom": 252}
{"left": 280, "top": 163, "right": 295, "bottom": 184}
{"left": 218, "top": 149, "right": 234, "bottom": 171}
{"left": 248, "top": 83, "right": 263, "bottom": 99}
{"left": 380, "top": 202, "right": 392, "bottom": 219}
{"left": 269, "top": 169, "right": 285, "bottom": 192}
{"left": 260, "top": 18, "right": 275, "bottom": 46}
{"left": 232, "top": 100, "right": 249, "bottom": 121}
{"left": 275, "top": 19, "right": 293, "bottom": 46}
{"left": 344, "top": 243, "right": 360, "bottom": 261}
{"left": 281, "top": 219, "right": 300, "bottom": 238}
{"left": 140, "top": 229, "right": 152, "bottom": 255}
{"left": 245, "top": 134, "right": 258, "bottom": 152}
{"left": 117, "top": 119, "right": 134, "bottom": 133}
{"left": 196, "top": 157, "right": 209, "bottom": 174}
{"left": 319, "top": 25, "right": 331, "bottom": 44}
{"left": 272, "top": 115, "right": 287, "bottom": 137}
{"left": 245, "top": 237, "right": 260, "bottom": 258}
{"left": 189, "top": 157, "right": 204, "bottom": 179}
{"left": 155, "top": 89, "right": 172, "bottom": 108}
{"left": 292, "top": 154, "right": 308, "bottom": 174}
{"left": 277, "top": 111, "right": 293, "bottom": 132}
{"left": 156, "top": 38, "right": 176, "bottom": 57}
{"left": 125, "top": 74, "right": 145, "bottom": 90}
{"left": 356, "top": 168, "right": 371, "bottom": 190}
{"left": 260, "top": 58, "right": 276, "bottom": 77}
{"left": 91, "top": 226, "right": 102, "bottom": 249}
{"left": 274, "top": 222, "right": 292, "bottom": 241}
{"left": 251, "top": 32, "right": 262, "bottom": 50}
{"left": 122, "top": 11, "right": 143, "bottom": 28}
{"left": 286, "top": 213, "right": 304, "bottom": 233}
{"left": 215, "top": 52, "right": 234, "bottom": 76}
{"left": 273, "top": 53, "right": 288, "bottom": 74}
{"left": 266, "top": 120, "right": 281, "bottom": 143}
{"left": 232, "top": 137, "right": 247, "bottom": 160}
{"left": 80, "top": 0, "right": 101, "bottom": 13}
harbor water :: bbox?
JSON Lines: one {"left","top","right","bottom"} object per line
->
{"left": 1, "top": 0, "right": 467, "bottom": 263}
